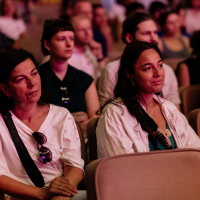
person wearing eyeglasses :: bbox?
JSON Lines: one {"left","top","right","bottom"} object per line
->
{"left": 39, "top": 19, "right": 100, "bottom": 136}
{"left": 0, "top": 49, "right": 86, "bottom": 200}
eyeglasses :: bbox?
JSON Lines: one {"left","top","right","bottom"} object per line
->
{"left": 32, "top": 132, "right": 52, "bottom": 164}
{"left": 60, "top": 84, "right": 70, "bottom": 104}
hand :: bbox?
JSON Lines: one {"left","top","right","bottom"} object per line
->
{"left": 88, "top": 40, "right": 103, "bottom": 60}
{"left": 71, "top": 112, "right": 88, "bottom": 123}
{"left": 43, "top": 177, "right": 78, "bottom": 200}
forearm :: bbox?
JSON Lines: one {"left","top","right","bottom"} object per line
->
{"left": 0, "top": 175, "right": 45, "bottom": 200}
{"left": 64, "top": 166, "right": 83, "bottom": 188}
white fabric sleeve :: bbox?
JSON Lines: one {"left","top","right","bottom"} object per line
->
{"left": 60, "top": 115, "right": 84, "bottom": 170}
{"left": 163, "top": 64, "right": 181, "bottom": 105}
{"left": 173, "top": 109, "right": 200, "bottom": 149}
{"left": 96, "top": 106, "right": 135, "bottom": 158}
{"left": 0, "top": 138, "right": 9, "bottom": 177}
{"left": 98, "top": 64, "right": 117, "bottom": 106}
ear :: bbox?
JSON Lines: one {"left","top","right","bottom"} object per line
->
{"left": 125, "top": 69, "right": 134, "bottom": 81}
{"left": 43, "top": 40, "right": 51, "bottom": 52}
{"left": 0, "top": 83, "right": 11, "bottom": 98}
{"left": 125, "top": 33, "right": 133, "bottom": 44}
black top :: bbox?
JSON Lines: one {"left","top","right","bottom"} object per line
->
{"left": 38, "top": 61, "right": 93, "bottom": 113}
{"left": 181, "top": 57, "right": 200, "bottom": 85}
{"left": 93, "top": 29, "right": 107, "bottom": 57}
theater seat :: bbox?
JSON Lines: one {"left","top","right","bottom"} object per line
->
{"left": 179, "top": 85, "right": 200, "bottom": 118}
{"left": 86, "top": 149, "right": 200, "bottom": 200}
{"left": 188, "top": 109, "right": 200, "bottom": 137}
{"left": 87, "top": 117, "right": 99, "bottom": 162}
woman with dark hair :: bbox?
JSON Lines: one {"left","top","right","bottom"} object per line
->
{"left": 159, "top": 10, "right": 190, "bottom": 60}
{"left": 96, "top": 41, "right": 200, "bottom": 158}
{"left": 39, "top": 19, "right": 100, "bottom": 136}
{"left": 0, "top": 0, "right": 27, "bottom": 52}
{"left": 177, "top": 30, "right": 200, "bottom": 86}
{"left": 0, "top": 49, "right": 86, "bottom": 200}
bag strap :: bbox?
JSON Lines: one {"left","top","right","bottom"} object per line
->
{"left": 2, "top": 111, "right": 45, "bottom": 188}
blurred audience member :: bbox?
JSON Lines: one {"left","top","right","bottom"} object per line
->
{"left": 69, "top": 16, "right": 105, "bottom": 82}
{"left": 0, "top": 0, "right": 27, "bottom": 52}
{"left": 177, "top": 30, "right": 200, "bottom": 87}
{"left": 93, "top": 3, "right": 113, "bottom": 52}
{"left": 138, "top": 0, "right": 167, "bottom": 10}
{"left": 39, "top": 19, "right": 100, "bottom": 135}
{"left": 125, "top": 2, "right": 145, "bottom": 16}
{"left": 72, "top": 0, "right": 107, "bottom": 57}
{"left": 149, "top": 1, "right": 166, "bottom": 36}
{"left": 159, "top": 10, "right": 190, "bottom": 60}
{"left": 60, "top": 0, "right": 73, "bottom": 20}
{"left": 98, "top": 12, "right": 181, "bottom": 109}
{"left": 185, "top": 0, "right": 200, "bottom": 35}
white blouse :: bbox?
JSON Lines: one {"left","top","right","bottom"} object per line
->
{"left": 0, "top": 104, "right": 84, "bottom": 192}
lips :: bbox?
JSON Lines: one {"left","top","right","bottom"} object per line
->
{"left": 27, "top": 90, "right": 38, "bottom": 96}
{"left": 152, "top": 80, "right": 163, "bottom": 85}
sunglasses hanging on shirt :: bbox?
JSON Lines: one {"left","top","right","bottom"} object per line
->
{"left": 60, "top": 82, "right": 70, "bottom": 104}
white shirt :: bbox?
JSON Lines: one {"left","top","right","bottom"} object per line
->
{"left": 68, "top": 46, "right": 99, "bottom": 82}
{"left": 185, "top": 9, "right": 200, "bottom": 35}
{"left": 0, "top": 104, "right": 84, "bottom": 199}
{"left": 96, "top": 97, "right": 200, "bottom": 158}
{"left": 0, "top": 17, "right": 26, "bottom": 40}
{"left": 98, "top": 59, "right": 181, "bottom": 106}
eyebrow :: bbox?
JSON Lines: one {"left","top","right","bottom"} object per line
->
{"left": 141, "top": 59, "right": 162, "bottom": 68}
{"left": 13, "top": 68, "right": 37, "bottom": 80}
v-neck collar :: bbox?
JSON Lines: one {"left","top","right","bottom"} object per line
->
{"left": 9, "top": 104, "right": 53, "bottom": 135}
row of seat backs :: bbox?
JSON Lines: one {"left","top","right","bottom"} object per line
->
{"left": 86, "top": 148, "right": 200, "bottom": 200}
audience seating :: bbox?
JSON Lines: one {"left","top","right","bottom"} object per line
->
{"left": 87, "top": 117, "right": 99, "bottom": 162}
{"left": 188, "top": 109, "right": 200, "bottom": 137}
{"left": 86, "top": 149, "right": 200, "bottom": 200}
{"left": 179, "top": 85, "right": 200, "bottom": 118}
{"left": 75, "top": 121, "right": 86, "bottom": 163}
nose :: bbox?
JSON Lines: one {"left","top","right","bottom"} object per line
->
{"left": 153, "top": 67, "right": 161, "bottom": 77}
{"left": 65, "top": 39, "right": 72, "bottom": 47}
{"left": 27, "top": 77, "right": 35, "bottom": 88}
{"left": 150, "top": 33, "right": 158, "bottom": 45}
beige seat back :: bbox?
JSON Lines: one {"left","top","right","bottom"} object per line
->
{"left": 179, "top": 85, "right": 200, "bottom": 118}
{"left": 86, "top": 149, "right": 200, "bottom": 200}
{"left": 87, "top": 117, "right": 99, "bottom": 162}
{"left": 188, "top": 109, "right": 200, "bottom": 137}
{"left": 75, "top": 121, "right": 86, "bottom": 163}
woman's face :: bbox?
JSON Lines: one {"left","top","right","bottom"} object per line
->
{"left": 132, "top": 48, "right": 165, "bottom": 95}
{"left": 5, "top": 58, "right": 41, "bottom": 107}
{"left": 164, "top": 13, "right": 180, "bottom": 35}
{"left": 46, "top": 30, "right": 74, "bottom": 60}
{"left": 3, "top": 0, "right": 16, "bottom": 17}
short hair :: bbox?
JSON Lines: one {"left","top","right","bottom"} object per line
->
{"left": 190, "top": 30, "right": 200, "bottom": 56}
{"left": 125, "top": 2, "right": 145, "bottom": 17}
{"left": 158, "top": 10, "right": 178, "bottom": 27}
{"left": 71, "top": 0, "right": 90, "bottom": 10}
{"left": 122, "top": 12, "right": 153, "bottom": 44}
{"left": 149, "top": 1, "right": 166, "bottom": 15}
{"left": 41, "top": 19, "right": 74, "bottom": 55}
{"left": 92, "top": 3, "right": 103, "bottom": 11}
{"left": 0, "top": 49, "right": 49, "bottom": 113}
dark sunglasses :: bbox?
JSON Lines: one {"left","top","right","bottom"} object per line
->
{"left": 60, "top": 85, "right": 70, "bottom": 104}
{"left": 32, "top": 132, "right": 52, "bottom": 164}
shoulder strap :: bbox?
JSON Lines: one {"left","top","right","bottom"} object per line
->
{"left": 2, "top": 111, "right": 45, "bottom": 188}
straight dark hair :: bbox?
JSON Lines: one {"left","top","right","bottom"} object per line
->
{"left": 0, "top": 49, "right": 50, "bottom": 113}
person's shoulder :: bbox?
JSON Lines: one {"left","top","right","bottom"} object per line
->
{"left": 38, "top": 61, "right": 50, "bottom": 71}
{"left": 163, "top": 63, "right": 174, "bottom": 73}
{"left": 50, "top": 104, "right": 71, "bottom": 117}
{"left": 68, "top": 64, "right": 93, "bottom": 79}
{"left": 104, "top": 59, "right": 120, "bottom": 75}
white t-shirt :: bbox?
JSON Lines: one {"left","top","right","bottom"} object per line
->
{"left": 0, "top": 104, "right": 84, "bottom": 199}
{"left": 68, "top": 46, "right": 99, "bottom": 82}
{"left": 0, "top": 16, "right": 26, "bottom": 40}
{"left": 98, "top": 59, "right": 181, "bottom": 106}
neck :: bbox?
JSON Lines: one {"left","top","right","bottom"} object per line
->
{"left": 13, "top": 102, "right": 38, "bottom": 122}
{"left": 74, "top": 44, "right": 85, "bottom": 53}
{"left": 49, "top": 57, "right": 68, "bottom": 81}
{"left": 141, "top": 93, "right": 155, "bottom": 112}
